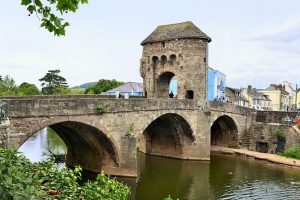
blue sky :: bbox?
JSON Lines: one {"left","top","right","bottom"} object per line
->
{"left": 1, "top": 0, "right": 300, "bottom": 89}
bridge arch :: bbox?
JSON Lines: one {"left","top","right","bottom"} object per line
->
{"left": 19, "top": 117, "right": 120, "bottom": 173}
{"left": 138, "top": 112, "right": 195, "bottom": 159}
{"left": 210, "top": 115, "right": 238, "bottom": 147}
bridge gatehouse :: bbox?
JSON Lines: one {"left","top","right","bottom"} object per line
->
{"left": 0, "top": 21, "right": 253, "bottom": 177}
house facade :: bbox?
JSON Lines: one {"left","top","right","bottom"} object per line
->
{"left": 260, "top": 84, "right": 290, "bottom": 111}
{"left": 241, "top": 86, "right": 272, "bottom": 110}
{"left": 282, "top": 81, "right": 296, "bottom": 110}
{"left": 208, "top": 67, "right": 226, "bottom": 102}
{"left": 226, "top": 87, "right": 249, "bottom": 107}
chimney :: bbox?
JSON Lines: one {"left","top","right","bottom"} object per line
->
{"left": 247, "top": 85, "right": 252, "bottom": 93}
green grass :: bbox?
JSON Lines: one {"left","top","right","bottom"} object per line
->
{"left": 279, "top": 147, "right": 300, "bottom": 159}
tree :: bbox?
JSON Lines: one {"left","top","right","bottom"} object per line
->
{"left": 39, "top": 70, "right": 68, "bottom": 95}
{"left": 18, "top": 82, "right": 40, "bottom": 96}
{"left": 0, "top": 75, "right": 18, "bottom": 96}
{"left": 21, "top": 0, "right": 88, "bottom": 36}
{"left": 85, "top": 79, "right": 124, "bottom": 94}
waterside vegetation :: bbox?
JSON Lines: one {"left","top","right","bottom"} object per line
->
{"left": 0, "top": 148, "right": 130, "bottom": 200}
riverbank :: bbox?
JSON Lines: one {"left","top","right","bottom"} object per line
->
{"left": 211, "top": 145, "right": 300, "bottom": 169}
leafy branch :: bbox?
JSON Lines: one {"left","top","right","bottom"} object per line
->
{"left": 21, "top": 0, "right": 88, "bottom": 36}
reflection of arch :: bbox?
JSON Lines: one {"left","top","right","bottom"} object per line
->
{"left": 156, "top": 71, "right": 175, "bottom": 98}
{"left": 211, "top": 115, "right": 238, "bottom": 147}
{"left": 22, "top": 117, "right": 119, "bottom": 173}
{"left": 139, "top": 113, "right": 194, "bottom": 159}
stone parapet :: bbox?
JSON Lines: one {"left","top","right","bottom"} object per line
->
{"left": 1, "top": 98, "right": 198, "bottom": 118}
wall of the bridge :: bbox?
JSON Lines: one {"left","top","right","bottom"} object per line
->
{"left": 207, "top": 102, "right": 254, "bottom": 147}
{"left": 0, "top": 96, "right": 212, "bottom": 177}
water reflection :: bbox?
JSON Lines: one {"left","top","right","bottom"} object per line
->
{"left": 19, "top": 128, "right": 66, "bottom": 162}
{"left": 19, "top": 129, "right": 300, "bottom": 200}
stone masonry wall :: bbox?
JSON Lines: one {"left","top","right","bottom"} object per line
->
{"left": 140, "top": 39, "right": 208, "bottom": 104}
{"left": 249, "top": 123, "right": 300, "bottom": 153}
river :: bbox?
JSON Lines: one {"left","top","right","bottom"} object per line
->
{"left": 19, "top": 128, "right": 300, "bottom": 200}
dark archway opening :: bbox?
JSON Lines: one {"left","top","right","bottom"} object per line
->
{"left": 210, "top": 115, "right": 238, "bottom": 147}
{"left": 19, "top": 121, "right": 118, "bottom": 173}
{"left": 139, "top": 113, "right": 194, "bottom": 159}
{"left": 156, "top": 72, "right": 176, "bottom": 98}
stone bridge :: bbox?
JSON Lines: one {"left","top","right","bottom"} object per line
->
{"left": 0, "top": 95, "right": 253, "bottom": 177}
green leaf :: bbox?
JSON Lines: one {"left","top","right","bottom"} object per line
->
{"left": 21, "top": 0, "right": 32, "bottom": 6}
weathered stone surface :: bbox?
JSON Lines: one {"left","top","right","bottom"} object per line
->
{"left": 140, "top": 22, "right": 209, "bottom": 105}
{"left": 248, "top": 123, "right": 300, "bottom": 153}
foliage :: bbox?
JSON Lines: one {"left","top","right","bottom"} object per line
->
{"left": 273, "top": 129, "right": 285, "bottom": 140}
{"left": 164, "top": 195, "right": 178, "bottom": 200}
{"left": 39, "top": 69, "right": 68, "bottom": 95}
{"left": 21, "top": 0, "right": 88, "bottom": 36}
{"left": 280, "top": 147, "right": 300, "bottom": 160}
{"left": 85, "top": 79, "right": 124, "bottom": 94}
{"left": 126, "top": 123, "right": 135, "bottom": 136}
{"left": 96, "top": 104, "right": 108, "bottom": 115}
{"left": 0, "top": 148, "right": 130, "bottom": 199}
{"left": 69, "top": 88, "right": 85, "bottom": 94}
{"left": 18, "top": 82, "right": 40, "bottom": 95}
{"left": 0, "top": 75, "right": 18, "bottom": 96}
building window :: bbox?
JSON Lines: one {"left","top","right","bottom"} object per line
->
{"left": 185, "top": 90, "right": 194, "bottom": 99}
{"left": 169, "top": 54, "right": 177, "bottom": 65}
{"left": 161, "top": 55, "right": 167, "bottom": 66}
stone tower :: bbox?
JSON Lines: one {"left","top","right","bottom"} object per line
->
{"left": 140, "top": 21, "right": 211, "bottom": 104}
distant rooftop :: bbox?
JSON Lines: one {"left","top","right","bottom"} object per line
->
{"left": 106, "top": 82, "right": 143, "bottom": 93}
{"left": 141, "top": 21, "right": 211, "bottom": 45}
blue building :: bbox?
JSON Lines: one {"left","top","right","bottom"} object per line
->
{"left": 106, "top": 82, "right": 143, "bottom": 96}
{"left": 208, "top": 67, "right": 226, "bottom": 102}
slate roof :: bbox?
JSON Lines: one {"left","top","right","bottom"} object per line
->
{"left": 248, "top": 88, "right": 271, "bottom": 101}
{"left": 264, "top": 84, "right": 289, "bottom": 95}
{"left": 226, "top": 87, "right": 249, "bottom": 102}
{"left": 141, "top": 21, "right": 211, "bottom": 45}
{"left": 106, "top": 82, "right": 143, "bottom": 93}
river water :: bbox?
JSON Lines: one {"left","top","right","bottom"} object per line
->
{"left": 19, "top": 129, "right": 300, "bottom": 200}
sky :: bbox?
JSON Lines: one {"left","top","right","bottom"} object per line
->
{"left": 1, "top": 0, "right": 300, "bottom": 89}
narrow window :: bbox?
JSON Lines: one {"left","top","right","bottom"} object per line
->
{"left": 185, "top": 90, "right": 194, "bottom": 99}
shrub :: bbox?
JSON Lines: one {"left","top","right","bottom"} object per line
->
{"left": 0, "top": 148, "right": 130, "bottom": 199}
{"left": 96, "top": 104, "right": 108, "bottom": 115}
{"left": 273, "top": 129, "right": 285, "bottom": 140}
{"left": 280, "top": 147, "right": 300, "bottom": 160}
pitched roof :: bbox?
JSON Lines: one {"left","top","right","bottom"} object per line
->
{"left": 141, "top": 21, "right": 211, "bottom": 45}
{"left": 106, "top": 82, "right": 143, "bottom": 93}
{"left": 264, "top": 84, "right": 289, "bottom": 95}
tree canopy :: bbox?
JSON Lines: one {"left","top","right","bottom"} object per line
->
{"left": 85, "top": 79, "right": 124, "bottom": 94}
{"left": 18, "top": 82, "right": 40, "bottom": 96}
{"left": 21, "top": 0, "right": 88, "bottom": 36}
{"left": 0, "top": 75, "right": 18, "bottom": 96}
{"left": 39, "top": 70, "right": 68, "bottom": 95}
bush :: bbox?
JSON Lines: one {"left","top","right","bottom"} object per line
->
{"left": 279, "top": 147, "right": 300, "bottom": 160}
{"left": 273, "top": 129, "right": 285, "bottom": 140}
{"left": 0, "top": 148, "right": 130, "bottom": 199}
{"left": 96, "top": 104, "right": 108, "bottom": 115}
